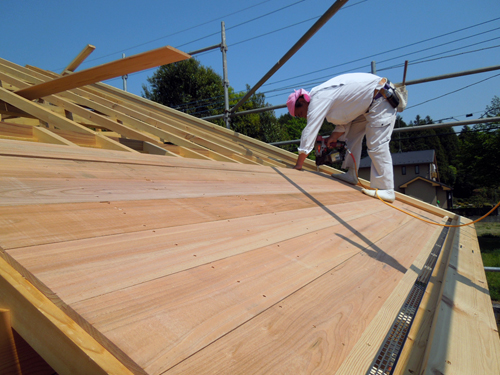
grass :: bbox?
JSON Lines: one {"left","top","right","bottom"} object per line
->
{"left": 476, "top": 222, "right": 500, "bottom": 301}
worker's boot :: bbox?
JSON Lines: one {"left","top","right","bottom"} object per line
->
{"left": 332, "top": 169, "right": 358, "bottom": 185}
{"left": 361, "top": 188, "right": 395, "bottom": 203}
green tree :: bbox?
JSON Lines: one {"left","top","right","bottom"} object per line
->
{"left": 142, "top": 60, "right": 283, "bottom": 143}
{"left": 456, "top": 124, "right": 500, "bottom": 197}
{"left": 228, "top": 85, "right": 284, "bottom": 143}
{"left": 454, "top": 96, "right": 500, "bottom": 200}
{"left": 389, "top": 115, "right": 459, "bottom": 186}
{"left": 276, "top": 113, "right": 306, "bottom": 152}
{"left": 142, "top": 59, "right": 225, "bottom": 118}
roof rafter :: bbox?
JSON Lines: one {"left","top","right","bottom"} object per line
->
{"left": 15, "top": 46, "right": 190, "bottom": 100}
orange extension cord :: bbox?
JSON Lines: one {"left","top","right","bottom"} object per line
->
{"left": 346, "top": 149, "right": 500, "bottom": 228}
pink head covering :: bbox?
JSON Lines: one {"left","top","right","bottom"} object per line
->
{"left": 286, "top": 88, "right": 310, "bottom": 116}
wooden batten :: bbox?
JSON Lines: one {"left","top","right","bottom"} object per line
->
{"left": 62, "top": 44, "right": 96, "bottom": 75}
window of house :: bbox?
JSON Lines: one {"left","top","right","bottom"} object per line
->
{"left": 415, "top": 165, "right": 420, "bottom": 174}
{"left": 402, "top": 166, "right": 406, "bottom": 175}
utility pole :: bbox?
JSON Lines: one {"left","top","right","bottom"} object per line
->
{"left": 221, "top": 22, "right": 230, "bottom": 129}
{"left": 122, "top": 53, "right": 128, "bottom": 91}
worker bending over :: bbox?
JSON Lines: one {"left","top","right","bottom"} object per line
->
{"left": 287, "top": 72, "right": 398, "bottom": 203}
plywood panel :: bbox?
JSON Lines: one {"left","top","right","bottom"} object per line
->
{"left": 1, "top": 136, "right": 447, "bottom": 374}
{"left": 0, "top": 138, "right": 272, "bottom": 172}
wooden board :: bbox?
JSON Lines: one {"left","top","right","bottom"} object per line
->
{"left": 62, "top": 44, "right": 96, "bottom": 74}
{"left": 423, "top": 220, "right": 500, "bottom": 374}
{"left": 15, "top": 46, "right": 190, "bottom": 100}
{"left": 0, "top": 256, "right": 135, "bottom": 375}
{"left": 0, "top": 141, "right": 451, "bottom": 375}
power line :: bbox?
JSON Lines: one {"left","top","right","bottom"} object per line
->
{"left": 179, "top": 43, "right": 500, "bottom": 112}
{"left": 108, "top": 12, "right": 500, "bottom": 117}
{"left": 391, "top": 124, "right": 500, "bottom": 143}
{"left": 263, "top": 27, "right": 500, "bottom": 92}
{"left": 228, "top": 0, "right": 370, "bottom": 48}
{"left": 256, "top": 35, "right": 500, "bottom": 101}
{"left": 51, "top": 0, "right": 278, "bottom": 71}
{"left": 173, "top": 0, "right": 307, "bottom": 49}
{"left": 406, "top": 72, "right": 500, "bottom": 110}
{"left": 377, "top": 44, "right": 500, "bottom": 73}
{"left": 260, "top": 16, "right": 500, "bottom": 88}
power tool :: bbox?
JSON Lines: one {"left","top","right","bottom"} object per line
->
{"left": 315, "top": 135, "right": 346, "bottom": 167}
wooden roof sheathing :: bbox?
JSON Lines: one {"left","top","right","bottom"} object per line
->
{"left": 0, "top": 52, "right": 499, "bottom": 375}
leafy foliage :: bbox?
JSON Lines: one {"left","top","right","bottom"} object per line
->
{"left": 389, "top": 115, "right": 459, "bottom": 186}
{"left": 143, "top": 59, "right": 224, "bottom": 118}
{"left": 454, "top": 97, "right": 500, "bottom": 198}
{"left": 228, "top": 85, "right": 286, "bottom": 143}
{"left": 143, "top": 61, "right": 284, "bottom": 143}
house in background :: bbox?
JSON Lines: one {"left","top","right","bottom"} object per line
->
{"left": 358, "top": 149, "right": 453, "bottom": 208}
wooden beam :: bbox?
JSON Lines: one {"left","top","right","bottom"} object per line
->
{"left": 0, "top": 256, "right": 137, "bottom": 375}
{"left": 0, "top": 60, "right": 219, "bottom": 160}
{"left": 0, "top": 121, "right": 33, "bottom": 141}
{"left": 0, "top": 309, "right": 21, "bottom": 375}
{"left": 62, "top": 44, "right": 96, "bottom": 75}
{"left": 3, "top": 62, "right": 280, "bottom": 166}
{"left": 14, "top": 65, "right": 279, "bottom": 166}
{"left": 423, "top": 220, "right": 500, "bottom": 374}
{"left": 33, "top": 126, "right": 79, "bottom": 146}
{"left": 0, "top": 87, "right": 136, "bottom": 152}
{"left": 0, "top": 68, "right": 180, "bottom": 156}
{"left": 16, "top": 46, "right": 190, "bottom": 100}
{"left": 0, "top": 100, "right": 36, "bottom": 119}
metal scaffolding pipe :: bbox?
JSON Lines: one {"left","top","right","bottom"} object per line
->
{"left": 397, "top": 64, "right": 500, "bottom": 87}
{"left": 229, "top": 0, "right": 350, "bottom": 114}
{"left": 221, "top": 22, "right": 230, "bottom": 129}
{"left": 202, "top": 64, "right": 500, "bottom": 122}
{"left": 203, "top": 104, "right": 286, "bottom": 120}
{"left": 269, "top": 116, "right": 500, "bottom": 146}
{"left": 393, "top": 116, "right": 500, "bottom": 133}
{"left": 188, "top": 44, "right": 221, "bottom": 56}
{"left": 485, "top": 267, "right": 500, "bottom": 273}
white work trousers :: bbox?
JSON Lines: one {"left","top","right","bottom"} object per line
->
{"left": 341, "top": 97, "right": 397, "bottom": 190}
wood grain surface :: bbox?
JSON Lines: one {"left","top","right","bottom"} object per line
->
{"left": 0, "top": 142, "right": 449, "bottom": 374}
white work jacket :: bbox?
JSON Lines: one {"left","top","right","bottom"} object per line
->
{"left": 298, "top": 73, "right": 382, "bottom": 155}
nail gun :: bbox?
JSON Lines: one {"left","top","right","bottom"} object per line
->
{"left": 315, "top": 135, "right": 346, "bottom": 167}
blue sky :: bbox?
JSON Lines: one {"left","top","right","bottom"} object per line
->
{"left": 2, "top": 0, "right": 500, "bottom": 128}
